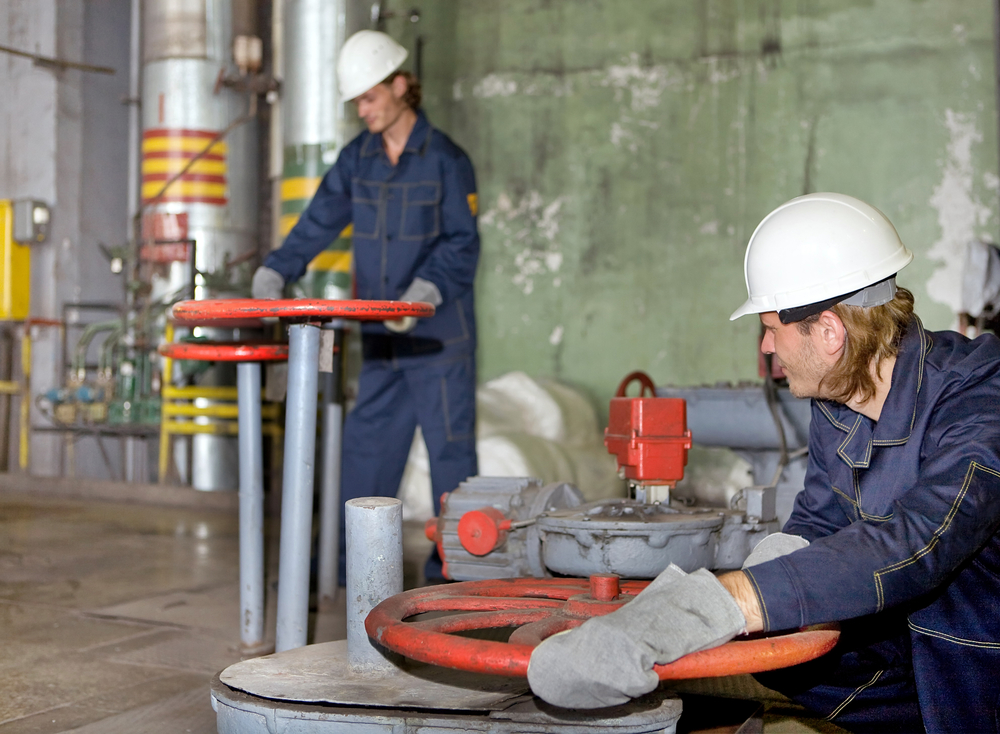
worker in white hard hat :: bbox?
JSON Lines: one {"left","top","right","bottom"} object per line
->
{"left": 252, "top": 30, "right": 480, "bottom": 584}
{"left": 527, "top": 193, "right": 1000, "bottom": 732}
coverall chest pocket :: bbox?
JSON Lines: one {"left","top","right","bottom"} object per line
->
{"left": 831, "top": 486, "right": 862, "bottom": 524}
{"left": 400, "top": 181, "right": 440, "bottom": 241}
{"left": 351, "top": 179, "right": 382, "bottom": 239}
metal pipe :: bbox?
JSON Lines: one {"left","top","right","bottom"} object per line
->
{"left": 278, "top": 0, "right": 364, "bottom": 296}
{"left": 346, "top": 497, "right": 403, "bottom": 673}
{"left": 994, "top": 0, "right": 1000, "bottom": 230}
{"left": 317, "top": 328, "right": 343, "bottom": 609}
{"left": 237, "top": 361, "right": 266, "bottom": 653}
{"left": 274, "top": 323, "right": 320, "bottom": 652}
{"left": 268, "top": 0, "right": 284, "bottom": 250}
{"left": 126, "top": 0, "right": 142, "bottom": 242}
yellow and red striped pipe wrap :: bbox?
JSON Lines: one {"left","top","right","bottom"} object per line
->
{"left": 142, "top": 128, "right": 228, "bottom": 206}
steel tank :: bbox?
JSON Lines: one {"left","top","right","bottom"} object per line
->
{"left": 142, "top": 0, "right": 259, "bottom": 490}
{"left": 279, "top": 0, "right": 367, "bottom": 299}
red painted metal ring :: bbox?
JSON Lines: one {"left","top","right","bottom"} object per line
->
{"left": 158, "top": 341, "right": 289, "bottom": 362}
{"left": 171, "top": 298, "right": 435, "bottom": 322}
{"left": 615, "top": 371, "right": 657, "bottom": 398}
{"left": 169, "top": 317, "right": 269, "bottom": 329}
{"left": 366, "top": 577, "right": 840, "bottom": 680}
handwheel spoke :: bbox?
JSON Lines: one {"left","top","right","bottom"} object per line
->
{"left": 401, "top": 595, "right": 567, "bottom": 617}
{"left": 408, "top": 609, "right": 552, "bottom": 635}
{"left": 508, "top": 615, "right": 581, "bottom": 646}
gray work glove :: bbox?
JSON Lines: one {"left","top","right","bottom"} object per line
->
{"left": 742, "top": 532, "right": 809, "bottom": 569}
{"left": 527, "top": 564, "right": 746, "bottom": 709}
{"left": 251, "top": 266, "right": 285, "bottom": 299}
{"left": 385, "top": 277, "right": 441, "bottom": 333}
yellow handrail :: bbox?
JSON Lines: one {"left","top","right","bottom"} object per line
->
{"left": 158, "top": 321, "right": 285, "bottom": 483}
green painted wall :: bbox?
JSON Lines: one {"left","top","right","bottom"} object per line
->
{"left": 389, "top": 1, "right": 999, "bottom": 416}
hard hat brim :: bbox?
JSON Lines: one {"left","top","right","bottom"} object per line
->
{"left": 729, "top": 298, "right": 761, "bottom": 321}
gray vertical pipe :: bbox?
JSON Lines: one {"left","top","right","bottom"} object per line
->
{"left": 317, "top": 392, "right": 343, "bottom": 607}
{"left": 346, "top": 497, "right": 403, "bottom": 673}
{"left": 317, "top": 328, "right": 343, "bottom": 609}
{"left": 275, "top": 323, "right": 320, "bottom": 652}
{"left": 125, "top": 0, "right": 142, "bottom": 482}
{"left": 236, "top": 361, "right": 266, "bottom": 653}
{"left": 994, "top": 0, "right": 1000, "bottom": 231}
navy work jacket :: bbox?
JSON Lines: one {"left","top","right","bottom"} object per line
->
{"left": 265, "top": 111, "right": 479, "bottom": 365}
{"left": 745, "top": 317, "right": 1000, "bottom": 729}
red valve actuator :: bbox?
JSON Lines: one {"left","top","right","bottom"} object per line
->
{"left": 604, "top": 372, "right": 692, "bottom": 485}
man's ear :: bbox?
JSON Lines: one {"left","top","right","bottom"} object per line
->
{"left": 390, "top": 74, "right": 408, "bottom": 100}
{"left": 815, "top": 310, "right": 847, "bottom": 358}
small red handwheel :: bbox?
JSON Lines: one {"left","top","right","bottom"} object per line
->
{"left": 366, "top": 575, "right": 839, "bottom": 679}
{"left": 615, "top": 371, "right": 657, "bottom": 397}
{"left": 159, "top": 341, "right": 289, "bottom": 362}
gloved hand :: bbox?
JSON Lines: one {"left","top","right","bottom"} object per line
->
{"left": 399, "top": 277, "right": 443, "bottom": 306}
{"left": 385, "top": 277, "right": 441, "bottom": 333}
{"left": 742, "top": 533, "right": 809, "bottom": 568}
{"left": 251, "top": 266, "right": 285, "bottom": 299}
{"left": 385, "top": 316, "right": 417, "bottom": 333}
{"left": 527, "top": 564, "right": 746, "bottom": 709}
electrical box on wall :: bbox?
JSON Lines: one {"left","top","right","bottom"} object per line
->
{"left": 12, "top": 199, "right": 49, "bottom": 243}
{"left": 0, "top": 200, "right": 32, "bottom": 320}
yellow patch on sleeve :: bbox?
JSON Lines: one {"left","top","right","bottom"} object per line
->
{"left": 467, "top": 193, "right": 478, "bottom": 217}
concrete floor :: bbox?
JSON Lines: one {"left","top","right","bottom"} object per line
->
{"left": 0, "top": 487, "right": 844, "bottom": 734}
{"left": 0, "top": 487, "right": 363, "bottom": 734}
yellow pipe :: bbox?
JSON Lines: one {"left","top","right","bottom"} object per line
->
{"left": 19, "top": 325, "right": 30, "bottom": 471}
{"left": 165, "top": 403, "right": 240, "bottom": 419}
{"left": 159, "top": 322, "right": 173, "bottom": 482}
{"left": 163, "top": 420, "right": 239, "bottom": 436}
{"left": 162, "top": 403, "right": 280, "bottom": 420}
{"left": 162, "top": 385, "right": 240, "bottom": 400}
{"left": 0, "top": 380, "right": 20, "bottom": 394}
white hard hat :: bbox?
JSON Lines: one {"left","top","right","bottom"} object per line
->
{"left": 337, "top": 30, "right": 408, "bottom": 101}
{"left": 730, "top": 192, "right": 914, "bottom": 323}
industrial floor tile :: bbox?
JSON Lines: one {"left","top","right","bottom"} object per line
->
{"left": 0, "top": 493, "right": 255, "bottom": 733}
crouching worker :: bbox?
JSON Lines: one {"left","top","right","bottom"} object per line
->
{"left": 528, "top": 193, "right": 1000, "bottom": 733}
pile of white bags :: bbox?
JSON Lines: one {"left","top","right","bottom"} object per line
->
{"left": 398, "top": 371, "right": 624, "bottom": 521}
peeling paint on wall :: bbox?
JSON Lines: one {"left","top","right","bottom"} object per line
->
{"left": 435, "top": 0, "right": 1000, "bottom": 404}
{"left": 472, "top": 73, "right": 518, "bottom": 98}
{"left": 480, "top": 191, "right": 568, "bottom": 295}
{"left": 927, "top": 109, "right": 992, "bottom": 315}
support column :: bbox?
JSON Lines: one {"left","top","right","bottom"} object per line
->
{"left": 275, "top": 323, "right": 320, "bottom": 652}
{"left": 236, "top": 361, "right": 266, "bottom": 653}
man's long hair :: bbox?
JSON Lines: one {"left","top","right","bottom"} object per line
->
{"left": 385, "top": 71, "right": 422, "bottom": 109}
{"left": 797, "top": 287, "right": 914, "bottom": 404}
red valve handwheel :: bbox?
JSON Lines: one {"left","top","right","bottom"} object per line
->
{"left": 171, "top": 298, "right": 435, "bottom": 323}
{"left": 159, "top": 341, "right": 289, "bottom": 362}
{"left": 366, "top": 575, "right": 839, "bottom": 679}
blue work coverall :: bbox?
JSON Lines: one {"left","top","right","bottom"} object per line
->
{"left": 264, "top": 110, "right": 480, "bottom": 582}
{"left": 747, "top": 317, "right": 1000, "bottom": 732}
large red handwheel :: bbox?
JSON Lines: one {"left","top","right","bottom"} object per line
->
{"left": 366, "top": 575, "right": 839, "bottom": 679}
{"left": 171, "top": 298, "right": 435, "bottom": 323}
